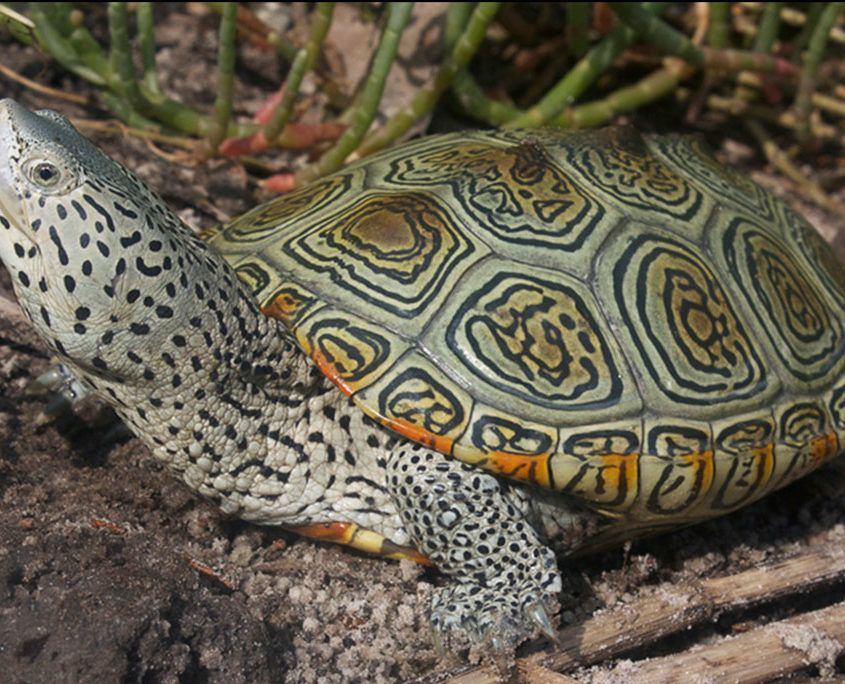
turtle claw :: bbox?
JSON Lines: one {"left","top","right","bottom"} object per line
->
{"left": 525, "top": 600, "right": 561, "bottom": 648}
{"left": 432, "top": 626, "right": 446, "bottom": 660}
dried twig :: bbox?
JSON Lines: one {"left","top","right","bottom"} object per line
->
{"left": 439, "top": 544, "right": 845, "bottom": 683}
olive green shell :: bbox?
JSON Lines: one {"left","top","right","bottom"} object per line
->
{"left": 206, "top": 127, "right": 845, "bottom": 530}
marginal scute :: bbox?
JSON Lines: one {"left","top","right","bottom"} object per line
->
{"left": 356, "top": 352, "right": 471, "bottom": 450}
{"left": 637, "top": 421, "right": 715, "bottom": 515}
{"left": 829, "top": 382, "right": 845, "bottom": 430}
{"left": 772, "top": 400, "right": 833, "bottom": 490}
{"left": 260, "top": 281, "right": 324, "bottom": 330}
{"left": 549, "top": 423, "right": 641, "bottom": 509}
{"left": 293, "top": 307, "right": 409, "bottom": 396}
{"left": 707, "top": 416, "right": 777, "bottom": 511}
{"left": 216, "top": 173, "right": 353, "bottom": 244}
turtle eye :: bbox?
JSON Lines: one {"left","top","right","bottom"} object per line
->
{"left": 31, "top": 162, "right": 61, "bottom": 186}
{"left": 21, "top": 155, "right": 77, "bottom": 194}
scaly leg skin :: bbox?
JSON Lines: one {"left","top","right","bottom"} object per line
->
{"left": 386, "top": 442, "right": 562, "bottom": 653}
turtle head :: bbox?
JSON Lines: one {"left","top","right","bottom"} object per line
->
{"left": 0, "top": 99, "right": 206, "bottom": 378}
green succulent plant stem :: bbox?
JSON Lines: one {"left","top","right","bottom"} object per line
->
{"left": 733, "top": 2, "right": 784, "bottom": 104}
{"left": 707, "top": 3, "right": 730, "bottom": 49}
{"left": 29, "top": 3, "right": 109, "bottom": 86}
{"left": 293, "top": 2, "right": 414, "bottom": 185}
{"left": 261, "top": 3, "right": 335, "bottom": 147}
{"left": 136, "top": 3, "right": 161, "bottom": 96}
{"left": 794, "top": 2, "right": 845, "bottom": 144}
{"left": 608, "top": 3, "right": 704, "bottom": 66}
{"left": 753, "top": 3, "right": 785, "bottom": 52}
{"left": 505, "top": 2, "right": 671, "bottom": 128}
{"left": 203, "top": 2, "right": 237, "bottom": 153}
{"left": 566, "top": 3, "right": 591, "bottom": 59}
{"left": 554, "top": 57, "right": 693, "bottom": 129}
{"left": 356, "top": 2, "right": 500, "bottom": 158}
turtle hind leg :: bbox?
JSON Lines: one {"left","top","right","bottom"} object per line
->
{"left": 386, "top": 442, "right": 562, "bottom": 652}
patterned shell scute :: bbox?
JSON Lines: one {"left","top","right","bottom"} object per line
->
{"left": 207, "top": 127, "right": 845, "bottom": 522}
{"left": 720, "top": 215, "right": 845, "bottom": 384}
{"left": 428, "top": 257, "right": 640, "bottom": 424}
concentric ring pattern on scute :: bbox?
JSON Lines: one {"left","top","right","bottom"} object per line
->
{"left": 205, "top": 126, "right": 845, "bottom": 525}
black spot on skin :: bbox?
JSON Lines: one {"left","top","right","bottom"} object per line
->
{"left": 64, "top": 275, "right": 76, "bottom": 293}
{"left": 130, "top": 322, "right": 150, "bottom": 335}
{"left": 73, "top": 323, "right": 86, "bottom": 335}
{"left": 82, "top": 260, "right": 92, "bottom": 276}
{"left": 80, "top": 233, "right": 90, "bottom": 249}
{"left": 113, "top": 203, "right": 137, "bottom": 219}
{"left": 40, "top": 306, "right": 50, "bottom": 327}
{"left": 120, "top": 231, "right": 141, "bottom": 248}
{"left": 136, "top": 257, "right": 162, "bottom": 277}
{"left": 56, "top": 204, "right": 67, "bottom": 220}
{"left": 48, "top": 225, "right": 68, "bottom": 265}
{"left": 38, "top": 278, "right": 48, "bottom": 293}
{"left": 127, "top": 290, "right": 140, "bottom": 303}
{"left": 13, "top": 243, "right": 24, "bottom": 258}
{"left": 172, "top": 335, "right": 187, "bottom": 347}
{"left": 96, "top": 241, "right": 110, "bottom": 257}
{"left": 17, "top": 272, "right": 29, "bottom": 287}
{"left": 71, "top": 200, "right": 87, "bottom": 220}
{"left": 75, "top": 307, "right": 90, "bottom": 320}
{"left": 83, "top": 194, "right": 115, "bottom": 232}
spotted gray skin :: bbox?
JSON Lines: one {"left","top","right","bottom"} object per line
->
{"left": 0, "top": 101, "right": 569, "bottom": 648}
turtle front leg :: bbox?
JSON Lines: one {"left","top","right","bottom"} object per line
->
{"left": 386, "top": 442, "right": 562, "bottom": 651}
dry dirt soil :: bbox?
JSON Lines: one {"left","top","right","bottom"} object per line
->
{"left": 1, "top": 5, "right": 845, "bottom": 684}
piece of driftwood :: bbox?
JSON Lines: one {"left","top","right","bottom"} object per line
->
{"left": 441, "top": 545, "right": 845, "bottom": 683}
{"left": 597, "top": 599, "right": 845, "bottom": 682}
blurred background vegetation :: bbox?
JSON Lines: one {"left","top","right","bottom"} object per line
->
{"left": 0, "top": 2, "right": 842, "bottom": 209}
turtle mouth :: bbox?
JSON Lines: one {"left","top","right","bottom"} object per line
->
{"left": 0, "top": 101, "right": 36, "bottom": 256}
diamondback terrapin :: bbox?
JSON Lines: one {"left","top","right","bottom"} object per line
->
{"left": 1, "top": 99, "right": 844, "bottom": 649}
